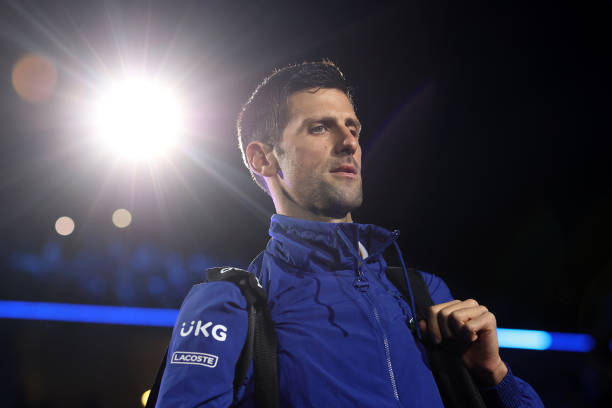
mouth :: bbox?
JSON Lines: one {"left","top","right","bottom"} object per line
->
{"left": 330, "top": 164, "right": 358, "bottom": 176}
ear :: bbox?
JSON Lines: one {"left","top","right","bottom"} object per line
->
{"left": 245, "top": 141, "right": 278, "bottom": 178}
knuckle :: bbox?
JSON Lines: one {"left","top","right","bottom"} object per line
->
{"left": 465, "top": 320, "right": 477, "bottom": 332}
{"left": 465, "top": 298, "right": 479, "bottom": 306}
{"left": 449, "top": 310, "right": 461, "bottom": 321}
{"left": 488, "top": 312, "right": 497, "bottom": 324}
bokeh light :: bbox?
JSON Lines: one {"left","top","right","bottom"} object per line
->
{"left": 12, "top": 53, "right": 58, "bottom": 103}
{"left": 141, "top": 389, "right": 151, "bottom": 407}
{"left": 112, "top": 209, "right": 132, "bottom": 228}
{"left": 94, "top": 78, "right": 183, "bottom": 161}
{"left": 55, "top": 216, "right": 75, "bottom": 236}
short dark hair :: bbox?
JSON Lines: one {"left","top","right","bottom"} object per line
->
{"left": 237, "top": 60, "right": 354, "bottom": 193}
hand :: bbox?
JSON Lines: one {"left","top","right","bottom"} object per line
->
{"left": 418, "top": 299, "right": 508, "bottom": 387}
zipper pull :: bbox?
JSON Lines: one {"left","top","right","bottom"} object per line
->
{"left": 353, "top": 261, "right": 370, "bottom": 292}
{"left": 353, "top": 276, "right": 370, "bottom": 292}
{"left": 408, "top": 317, "right": 416, "bottom": 333}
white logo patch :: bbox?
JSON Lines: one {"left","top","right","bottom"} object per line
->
{"left": 171, "top": 351, "right": 218, "bottom": 368}
{"left": 180, "top": 320, "right": 227, "bottom": 341}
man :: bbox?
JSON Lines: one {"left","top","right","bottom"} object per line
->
{"left": 155, "top": 61, "right": 544, "bottom": 406}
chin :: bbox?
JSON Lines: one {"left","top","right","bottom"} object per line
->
{"left": 325, "top": 195, "right": 363, "bottom": 220}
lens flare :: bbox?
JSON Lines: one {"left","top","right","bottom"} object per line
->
{"left": 112, "top": 209, "right": 132, "bottom": 228}
{"left": 94, "top": 78, "right": 183, "bottom": 161}
{"left": 55, "top": 216, "right": 75, "bottom": 236}
{"left": 12, "top": 53, "right": 58, "bottom": 103}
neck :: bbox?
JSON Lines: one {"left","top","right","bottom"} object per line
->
{"left": 273, "top": 197, "right": 353, "bottom": 223}
{"left": 269, "top": 181, "right": 355, "bottom": 223}
{"left": 279, "top": 210, "right": 353, "bottom": 223}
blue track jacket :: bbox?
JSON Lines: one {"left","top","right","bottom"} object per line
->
{"left": 156, "top": 214, "right": 544, "bottom": 407}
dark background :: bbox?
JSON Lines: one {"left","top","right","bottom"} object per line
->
{"left": 1, "top": 1, "right": 611, "bottom": 406}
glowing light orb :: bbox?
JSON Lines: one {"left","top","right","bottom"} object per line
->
{"left": 141, "top": 389, "right": 151, "bottom": 407}
{"left": 112, "top": 208, "right": 132, "bottom": 228}
{"left": 94, "top": 78, "right": 183, "bottom": 160}
{"left": 12, "top": 53, "right": 58, "bottom": 103}
{"left": 55, "top": 216, "right": 75, "bottom": 236}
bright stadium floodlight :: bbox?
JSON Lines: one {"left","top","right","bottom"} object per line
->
{"left": 94, "top": 77, "right": 183, "bottom": 161}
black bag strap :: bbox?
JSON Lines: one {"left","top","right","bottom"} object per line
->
{"left": 385, "top": 267, "right": 487, "bottom": 408}
{"left": 385, "top": 266, "right": 431, "bottom": 323}
{"left": 145, "top": 266, "right": 279, "bottom": 408}
{"left": 206, "top": 267, "right": 279, "bottom": 408}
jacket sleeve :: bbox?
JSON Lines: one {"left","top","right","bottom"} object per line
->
{"left": 156, "top": 281, "right": 248, "bottom": 408}
{"left": 420, "top": 271, "right": 545, "bottom": 408}
{"left": 479, "top": 365, "right": 545, "bottom": 408}
{"left": 419, "top": 270, "right": 454, "bottom": 304}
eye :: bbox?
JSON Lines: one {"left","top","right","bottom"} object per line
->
{"left": 310, "top": 125, "right": 326, "bottom": 134}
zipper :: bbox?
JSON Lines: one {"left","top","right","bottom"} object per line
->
{"left": 356, "top": 263, "right": 400, "bottom": 402}
{"left": 371, "top": 301, "right": 400, "bottom": 401}
{"left": 336, "top": 228, "right": 401, "bottom": 403}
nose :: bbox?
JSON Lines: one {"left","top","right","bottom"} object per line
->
{"left": 335, "top": 126, "right": 359, "bottom": 156}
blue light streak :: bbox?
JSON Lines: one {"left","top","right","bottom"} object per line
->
{"left": 0, "top": 300, "right": 598, "bottom": 352}
{"left": 497, "top": 328, "right": 552, "bottom": 350}
{"left": 547, "top": 331, "right": 596, "bottom": 352}
{"left": 0, "top": 300, "right": 177, "bottom": 327}
{"left": 497, "top": 328, "right": 595, "bottom": 352}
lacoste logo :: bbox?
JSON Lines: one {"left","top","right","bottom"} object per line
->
{"left": 171, "top": 351, "right": 218, "bottom": 368}
{"left": 180, "top": 320, "right": 227, "bottom": 341}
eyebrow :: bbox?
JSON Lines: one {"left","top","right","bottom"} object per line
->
{"left": 299, "top": 116, "right": 362, "bottom": 130}
{"left": 345, "top": 117, "right": 362, "bottom": 129}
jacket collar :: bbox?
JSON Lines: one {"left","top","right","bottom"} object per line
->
{"left": 266, "top": 214, "right": 396, "bottom": 270}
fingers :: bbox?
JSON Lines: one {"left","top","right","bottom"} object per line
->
{"left": 447, "top": 305, "right": 489, "bottom": 342}
{"left": 420, "top": 299, "right": 504, "bottom": 386}
{"left": 423, "top": 299, "right": 494, "bottom": 345}
{"left": 461, "top": 308, "right": 498, "bottom": 345}
{"left": 426, "top": 300, "right": 460, "bottom": 344}
{"left": 436, "top": 299, "right": 480, "bottom": 340}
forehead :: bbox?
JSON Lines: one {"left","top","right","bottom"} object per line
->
{"left": 286, "top": 88, "right": 356, "bottom": 122}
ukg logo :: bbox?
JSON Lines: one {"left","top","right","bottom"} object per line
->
{"left": 180, "top": 320, "right": 227, "bottom": 341}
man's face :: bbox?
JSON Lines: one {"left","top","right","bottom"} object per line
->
{"left": 273, "top": 87, "right": 363, "bottom": 220}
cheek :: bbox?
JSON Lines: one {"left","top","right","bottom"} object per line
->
{"left": 291, "top": 145, "right": 330, "bottom": 171}
{"left": 355, "top": 147, "right": 362, "bottom": 166}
